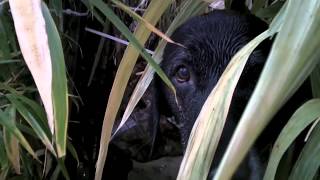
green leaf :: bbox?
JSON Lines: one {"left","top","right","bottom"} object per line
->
{"left": 263, "top": 99, "right": 320, "bottom": 180}
{"left": 6, "top": 94, "right": 56, "bottom": 156}
{"left": 89, "top": 0, "right": 174, "bottom": 93}
{"left": 42, "top": 2, "right": 69, "bottom": 157}
{"left": 67, "top": 141, "right": 79, "bottom": 166}
{"left": 0, "top": 82, "right": 51, "bottom": 137}
{"left": 57, "top": 158, "right": 70, "bottom": 180}
{"left": 255, "top": 1, "right": 285, "bottom": 20}
{"left": 50, "top": 166, "right": 61, "bottom": 180}
{"left": 0, "top": 109, "right": 38, "bottom": 161}
{"left": 289, "top": 121, "right": 320, "bottom": 180}
{"left": 20, "top": 150, "right": 35, "bottom": 179}
{"left": 3, "top": 106, "right": 20, "bottom": 174}
{"left": 16, "top": 95, "right": 51, "bottom": 135}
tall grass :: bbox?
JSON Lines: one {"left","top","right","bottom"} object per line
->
{"left": 0, "top": 0, "right": 319, "bottom": 179}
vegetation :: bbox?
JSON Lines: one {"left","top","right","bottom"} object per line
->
{"left": 0, "top": 0, "right": 319, "bottom": 180}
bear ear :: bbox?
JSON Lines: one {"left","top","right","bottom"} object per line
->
{"left": 229, "top": 0, "right": 250, "bottom": 13}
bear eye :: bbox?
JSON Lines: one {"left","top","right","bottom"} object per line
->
{"left": 174, "top": 65, "right": 190, "bottom": 83}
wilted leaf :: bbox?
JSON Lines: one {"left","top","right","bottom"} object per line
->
{"left": 9, "top": 0, "right": 54, "bottom": 134}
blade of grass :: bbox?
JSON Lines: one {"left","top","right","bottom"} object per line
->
{"left": 263, "top": 99, "right": 320, "bottom": 180}
{"left": 3, "top": 106, "right": 20, "bottom": 174}
{"left": 6, "top": 94, "right": 56, "bottom": 156}
{"left": 42, "top": 2, "right": 69, "bottom": 157}
{"left": 0, "top": 82, "right": 51, "bottom": 136}
{"left": 91, "top": 1, "right": 172, "bottom": 179}
{"left": 66, "top": 140, "right": 79, "bottom": 166}
{"left": 0, "top": 109, "right": 38, "bottom": 161}
{"left": 111, "top": 0, "right": 181, "bottom": 46}
{"left": 87, "top": 21, "right": 110, "bottom": 86}
{"left": 89, "top": 0, "right": 174, "bottom": 91}
{"left": 57, "top": 158, "right": 70, "bottom": 180}
{"left": 255, "top": 0, "right": 285, "bottom": 20}
{"left": 20, "top": 150, "right": 36, "bottom": 179}
{"left": 215, "top": 1, "right": 320, "bottom": 179}
{"left": 289, "top": 120, "right": 320, "bottom": 180}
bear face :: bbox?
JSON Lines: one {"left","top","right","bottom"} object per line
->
{"left": 159, "top": 10, "right": 269, "bottom": 147}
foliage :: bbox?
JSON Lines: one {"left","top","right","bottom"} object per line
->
{"left": 1, "top": 0, "right": 320, "bottom": 180}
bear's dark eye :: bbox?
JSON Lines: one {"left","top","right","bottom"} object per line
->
{"left": 174, "top": 65, "right": 190, "bottom": 83}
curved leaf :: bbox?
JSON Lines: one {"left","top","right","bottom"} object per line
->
{"left": 0, "top": 109, "right": 38, "bottom": 161}
{"left": 6, "top": 94, "right": 56, "bottom": 156}
{"left": 42, "top": 2, "right": 69, "bottom": 157}
{"left": 289, "top": 121, "right": 320, "bottom": 180}
{"left": 263, "top": 99, "right": 320, "bottom": 180}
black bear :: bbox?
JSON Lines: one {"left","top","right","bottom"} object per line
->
{"left": 110, "top": 9, "right": 311, "bottom": 180}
